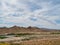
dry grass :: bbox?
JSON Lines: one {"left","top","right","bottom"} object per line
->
{"left": 19, "top": 39, "right": 60, "bottom": 45}
{"left": 0, "top": 36, "right": 60, "bottom": 45}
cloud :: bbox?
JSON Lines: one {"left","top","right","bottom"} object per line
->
{"left": 0, "top": 0, "right": 60, "bottom": 29}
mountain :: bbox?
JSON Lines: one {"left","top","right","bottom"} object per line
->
{"left": 0, "top": 26, "right": 60, "bottom": 34}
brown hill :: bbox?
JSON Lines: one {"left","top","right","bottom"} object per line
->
{"left": 0, "top": 26, "right": 60, "bottom": 34}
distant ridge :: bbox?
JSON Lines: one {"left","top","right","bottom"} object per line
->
{"left": 0, "top": 26, "right": 60, "bottom": 34}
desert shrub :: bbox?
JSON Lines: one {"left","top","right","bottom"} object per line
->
{"left": 51, "top": 32, "right": 60, "bottom": 34}
{"left": 10, "top": 43, "right": 20, "bottom": 45}
{"left": 7, "top": 33, "right": 15, "bottom": 35}
{"left": 15, "top": 33, "right": 34, "bottom": 37}
{"left": 0, "top": 42, "right": 10, "bottom": 45}
{"left": 0, "top": 36, "right": 7, "bottom": 39}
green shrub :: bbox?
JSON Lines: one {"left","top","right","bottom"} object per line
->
{"left": 0, "top": 36, "right": 7, "bottom": 39}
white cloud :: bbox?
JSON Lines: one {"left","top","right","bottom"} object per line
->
{"left": 0, "top": 0, "right": 60, "bottom": 29}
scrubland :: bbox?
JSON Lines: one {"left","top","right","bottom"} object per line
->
{"left": 0, "top": 32, "right": 60, "bottom": 45}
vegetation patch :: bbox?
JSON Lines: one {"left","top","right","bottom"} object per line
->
{"left": 15, "top": 33, "right": 34, "bottom": 37}
{"left": 0, "top": 36, "right": 7, "bottom": 39}
{"left": 51, "top": 32, "right": 60, "bottom": 34}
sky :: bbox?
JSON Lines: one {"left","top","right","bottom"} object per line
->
{"left": 0, "top": 0, "right": 60, "bottom": 29}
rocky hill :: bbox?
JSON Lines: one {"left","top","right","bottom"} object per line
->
{"left": 0, "top": 26, "right": 60, "bottom": 34}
